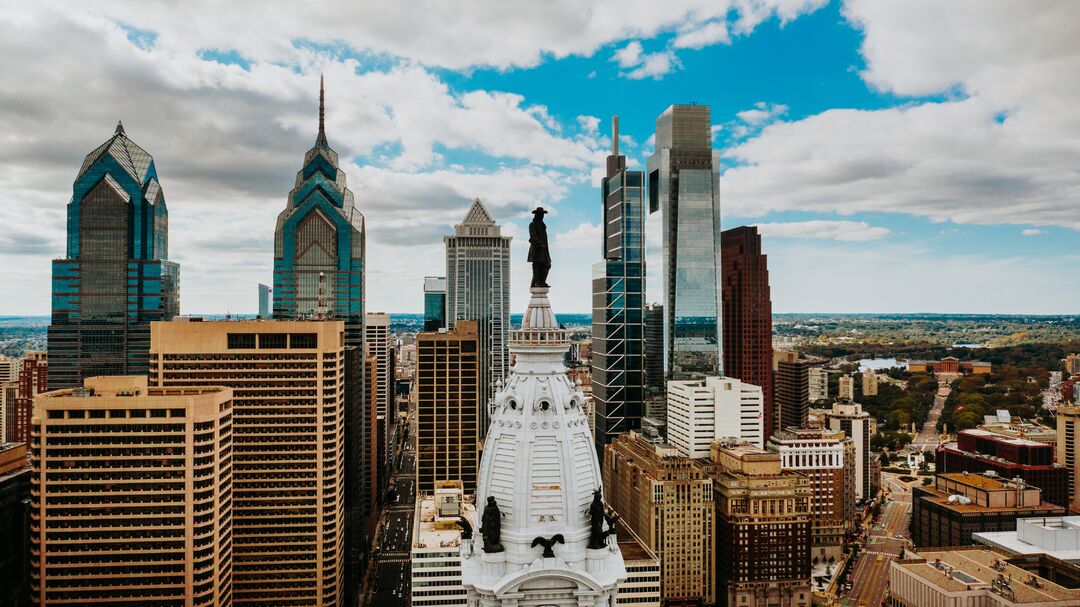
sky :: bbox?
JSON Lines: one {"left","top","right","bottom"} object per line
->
{"left": 0, "top": 1, "right": 1077, "bottom": 315}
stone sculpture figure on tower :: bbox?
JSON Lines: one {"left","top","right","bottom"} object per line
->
{"left": 528, "top": 207, "right": 551, "bottom": 288}
{"left": 480, "top": 496, "right": 504, "bottom": 553}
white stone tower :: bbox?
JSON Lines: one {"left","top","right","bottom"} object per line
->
{"left": 462, "top": 285, "right": 625, "bottom": 606}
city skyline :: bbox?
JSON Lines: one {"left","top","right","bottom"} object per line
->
{"left": 1, "top": 3, "right": 1078, "bottom": 316}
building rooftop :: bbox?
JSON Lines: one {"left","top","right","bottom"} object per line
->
{"left": 919, "top": 473, "right": 1062, "bottom": 514}
{"left": 975, "top": 517, "right": 1080, "bottom": 563}
{"left": 413, "top": 483, "right": 475, "bottom": 554}
{"left": 897, "top": 548, "right": 1080, "bottom": 603}
{"left": 962, "top": 428, "right": 1048, "bottom": 449}
{"left": 614, "top": 521, "right": 657, "bottom": 563}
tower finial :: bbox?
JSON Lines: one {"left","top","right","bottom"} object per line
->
{"left": 316, "top": 73, "right": 328, "bottom": 147}
{"left": 612, "top": 115, "right": 619, "bottom": 157}
{"left": 115, "top": 120, "right": 125, "bottom": 136}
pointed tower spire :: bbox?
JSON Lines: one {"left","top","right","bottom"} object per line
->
{"left": 115, "top": 120, "right": 125, "bottom": 136}
{"left": 316, "top": 73, "right": 328, "bottom": 147}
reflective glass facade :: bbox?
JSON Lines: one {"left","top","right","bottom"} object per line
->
{"left": 647, "top": 105, "right": 722, "bottom": 380}
{"left": 423, "top": 276, "right": 447, "bottom": 331}
{"left": 47, "top": 123, "right": 179, "bottom": 390}
{"left": 592, "top": 148, "right": 646, "bottom": 459}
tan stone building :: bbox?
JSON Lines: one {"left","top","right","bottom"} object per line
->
{"left": 150, "top": 319, "right": 346, "bottom": 607}
{"left": 861, "top": 368, "right": 878, "bottom": 396}
{"left": 604, "top": 431, "right": 715, "bottom": 605}
{"left": 707, "top": 441, "right": 813, "bottom": 607}
{"left": 31, "top": 376, "right": 233, "bottom": 606}
{"left": 1057, "top": 406, "right": 1080, "bottom": 513}
{"left": 416, "top": 320, "right": 479, "bottom": 494}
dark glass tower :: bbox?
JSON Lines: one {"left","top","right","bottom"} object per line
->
{"left": 423, "top": 276, "right": 447, "bottom": 331}
{"left": 647, "top": 104, "right": 722, "bottom": 380}
{"left": 721, "top": 226, "right": 775, "bottom": 439}
{"left": 591, "top": 116, "right": 646, "bottom": 459}
{"left": 47, "top": 122, "right": 179, "bottom": 390}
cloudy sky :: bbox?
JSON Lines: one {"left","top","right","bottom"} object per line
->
{"left": 1, "top": 1, "right": 1077, "bottom": 315}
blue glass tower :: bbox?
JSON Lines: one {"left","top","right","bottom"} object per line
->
{"left": 273, "top": 76, "right": 365, "bottom": 343}
{"left": 591, "top": 116, "right": 646, "bottom": 458}
{"left": 47, "top": 121, "right": 180, "bottom": 390}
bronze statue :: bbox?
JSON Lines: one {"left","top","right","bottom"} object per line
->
{"left": 528, "top": 207, "right": 551, "bottom": 288}
{"left": 530, "top": 534, "right": 565, "bottom": 558}
{"left": 588, "top": 488, "right": 607, "bottom": 549}
{"left": 456, "top": 516, "right": 473, "bottom": 540}
{"left": 480, "top": 496, "right": 504, "bottom": 553}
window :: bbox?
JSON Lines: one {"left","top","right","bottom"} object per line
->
{"left": 227, "top": 333, "right": 256, "bottom": 349}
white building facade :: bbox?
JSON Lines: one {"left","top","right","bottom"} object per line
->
{"left": 808, "top": 367, "right": 828, "bottom": 403}
{"left": 666, "top": 376, "right": 764, "bottom": 458}
{"left": 411, "top": 482, "right": 472, "bottom": 607}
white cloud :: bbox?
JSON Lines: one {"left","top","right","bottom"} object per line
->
{"left": 612, "top": 41, "right": 680, "bottom": 80}
{"left": 674, "top": 21, "right": 730, "bottom": 49}
{"left": 754, "top": 220, "right": 891, "bottom": 241}
{"left": 613, "top": 41, "right": 644, "bottom": 68}
{"left": 721, "top": 1, "right": 1080, "bottom": 232}
{"left": 736, "top": 102, "right": 788, "bottom": 126}
{"left": 1021, "top": 228, "right": 1043, "bottom": 236}
{"left": 554, "top": 222, "right": 601, "bottom": 249}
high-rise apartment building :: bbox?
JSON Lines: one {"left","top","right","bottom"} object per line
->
{"left": 648, "top": 104, "right": 723, "bottom": 380}
{"left": 12, "top": 352, "right": 46, "bottom": 448}
{"left": 822, "top": 399, "right": 873, "bottom": 501}
{"left": 0, "top": 356, "right": 19, "bottom": 383}
{"left": 592, "top": 116, "right": 647, "bottom": 459}
{"left": 365, "top": 312, "right": 392, "bottom": 418}
{"left": 605, "top": 431, "right": 715, "bottom": 605}
{"left": 808, "top": 367, "right": 828, "bottom": 403}
{"left": 615, "top": 522, "right": 663, "bottom": 607}
{"left": 0, "top": 442, "right": 31, "bottom": 607}
{"left": 445, "top": 198, "right": 511, "bottom": 432}
{"left": 720, "top": 226, "right": 774, "bottom": 440}
{"left": 31, "top": 376, "right": 233, "bottom": 606}
{"left": 775, "top": 351, "right": 810, "bottom": 432}
{"left": 258, "top": 283, "right": 271, "bottom": 318}
{"left": 1056, "top": 407, "right": 1080, "bottom": 513}
{"left": 272, "top": 77, "right": 365, "bottom": 347}
{"left": 416, "top": 321, "right": 479, "bottom": 494}
{"left": 410, "top": 481, "right": 472, "bottom": 607}
{"left": 861, "top": 368, "right": 878, "bottom": 396}
{"left": 708, "top": 442, "right": 812, "bottom": 607}
{"left": 150, "top": 320, "right": 346, "bottom": 606}
{"left": 0, "top": 383, "right": 16, "bottom": 443}
{"left": 667, "top": 376, "right": 764, "bottom": 457}
{"left": 48, "top": 123, "right": 179, "bottom": 390}
{"left": 838, "top": 374, "right": 854, "bottom": 400}
{"left": 423, "top": 276, "right": 447, "bottom": 331}
{"left": 768, "top": 426, "right": 853, "bottom": 562}
{"left": 645, "top": 304, "right": 665, "bottom": 394}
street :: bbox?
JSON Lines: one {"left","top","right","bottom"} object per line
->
{"left": 842, "top": 474, "right": 913, "bottom": 606}
{"left": 910, "top": 384, "right": 950, "bottom": 452}
{"left": 365, "top": 412, "right": 417, "bottom": 607}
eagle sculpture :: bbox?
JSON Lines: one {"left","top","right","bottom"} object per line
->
{"left": 530, "top": 534, "right": 565, "bottom": 558}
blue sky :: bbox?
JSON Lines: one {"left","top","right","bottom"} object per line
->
{"left": 0, "top": 1, "right": 1077, "bottom": 315}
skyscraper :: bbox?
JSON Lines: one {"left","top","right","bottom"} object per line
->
{"left": 13, "top": 352, "right": 46, "bottom": 449}
{"left": 47, "top": 122, "right": 179, "bottom": 390}
{"left": 0, "top": 441, "right": 30, "bottom": 607}
{"left": 258, "top": 282, "right": 271, "bottom": 318}
{"left": 31, "top": 376, "right": 233, "bottom": 606}
{"left": 273, "top": 76, "right": 365, "bottom": 345}
{"left": 644, "top": 303, "right": 665, "bottom": 393}
{"left": 821, "top": 399, "right": 873, "bottom": 501}
{"left": 423, "top": 276, "right": 447, "bottom": 331}
{"left": 775, "top": 350, "right": 810, "bottom": 431}
{"left": 365, "top": 313, "right": 392, "bottom": 420}
{"left": 151, "top": 320, "right": 346, "bottom": 606}
{"left": 721, "top": 226, "right": 774, "bottom": 438}
{"left": 445, "top": 199, "right": 511, "bottom": 433}
{"left": 416, "top": 321, "right": 479, "bottom": 494}
{"left": 592, "top": 116, "right": 647, "bottom": 458}
{"left": 647, "top": 104, "right": 722, "bottom": 380}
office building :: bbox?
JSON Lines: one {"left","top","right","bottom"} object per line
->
{"left": 775, "top": 351, "right": 810, "bottom": 432}
{"left": 272, "top": 77, "right": 365, "bottom": 347}
{"left": 821, "top": 399, "right": 873, "bottom": 500}
{"left": 12, "top": 352, "right": 46, "bottom": 448}
{"left": 445, "top": 198, "right": 511, "bottom": 433}
{"left": 31, "top": 376, "right": 233, "bottom": 606}
{"left": 605, "top": 431, "right": 714, "bottom": 605}
{"left": 979, "top": 415, "right": 1057, "bottom": 448}
{"left": 938, "top": 428, "right": 1069, "bottom": 509}
{"left": 258, "top": 283, "right": 271, "bottom": 318}
{"left": 1, "top": 383, "right": 17, "bottom": 443}
{"left": 365, "top": 313, "right": 392, "bottom": 418}
{"left": 809, "top": 367, "right": 828, "bottom": 403}
{"left": 410, "top": 481, "right": 472, "bottom": 607}
{"left": 1066, "top": 354, "right": 1080, "bottom": 376}
{"left": 667, "top": 375, "right": 764, "bottom": 457}
{"left": 648, "top": 104, "right": 723, "bottom": 380}
{"left": 720, "top": 226, "right": 774, "bottom": 440}
{"left": 416, "top": 321, "right": 479, "bottom": 495}
{"left": 974, "top": 516, "right": 1080, "bottom": 564}
{"left": 0, "top": 442, "right": 31, "bottom": 607}
{"left": 708, "top": 442, "right": 812, "bottom": 607}
{"left": 890, "top": 548, "right": 1080, "bottom": 607}
{"left": 769, "top": 426, "right": 853, "bottom": 562}
{"left": 644, "top": 303, "right": 665, "bottom": 394}
{"left": 150, "top": 319, "right": 346, "bottom": 606}
{"left": 47, "top": 122, "right": 179, "bottom": 390}
{"left": 862, "top": 368, "right": 878, "bottom": 396}
{"left": 0, "top": 356, "right": 19, "bottom": 383}
{"left": 615, "top": 522, "right": 662, "bottom": 607}
{"left": 592, "top": 116, "right": 647, "bottom": 459}
{"left": 1057, "top": 407, "right": 1080, "bottom": 513}
{"left": 423, "top": 276, "right": 447, "bottom": 331}
{"left": 343, "top": 345, "right": 377, "bottom": 606}
{"left": 911, "top": 472, "right": 1064, "bottom": 548}
{"left": 838, "top": 374, "right": 854, "bottom": 401}
{"left": 464, "top": 279, "right": 625, "bottom": 606}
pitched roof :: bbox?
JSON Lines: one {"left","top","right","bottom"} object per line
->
{"left": 77, "top": 122, "right": 154, "bottom": 184}
{"left": 461, "top": 198, "right": 495, "bottom": 225}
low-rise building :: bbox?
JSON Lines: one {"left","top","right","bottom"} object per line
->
{"left": 889, "top": 547, "right": 1080, "bottom": 606}
{"left": 911, "top": 472, "right": 1065, "bottom": 548}
{"left": 615, "top": 522, "right": 662, "bottom": 607}
{"left": 937, "top": 428, "right": 1069, "bottom": 508}
{"left": 907, "top": 357, "right": 992, "bottom": 375}
{"left": 410, "top": 481, "right": 472, "bottom": 607}
{"left": 974, "top": 516, "right": 1080, "bottom": 564}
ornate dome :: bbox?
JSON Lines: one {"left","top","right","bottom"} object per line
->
{"left": 463, "top": 285, "right": 624, "bottom": 605}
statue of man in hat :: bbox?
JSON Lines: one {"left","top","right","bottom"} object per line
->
{"left": 528, "top": 207, "right": 551, "bottom": 288}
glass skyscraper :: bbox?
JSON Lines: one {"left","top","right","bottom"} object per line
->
{"left": 47, "top": 121, "right": 179, "bottom": 390}
{"left": 647, "top": 104, "right": 723, "bottom": 380}
{"left": 423, "top": 275, "right": 447, "bottom": 331}
{"left": 445, "top": 199, "right": 510, "bottom": 435}
{"left": 591, "top": 116, "right": 646, "bottom": 458}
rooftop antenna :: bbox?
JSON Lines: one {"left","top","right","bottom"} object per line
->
{"left": 612, "top": 115, "right": 619, "bottom": 157}
{"left": 316, "top": 73, "right": 328, "bottom": 147}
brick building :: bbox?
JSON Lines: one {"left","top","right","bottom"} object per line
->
{"left": 937, "top": 428, "right": 1069, "bottom": 508}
